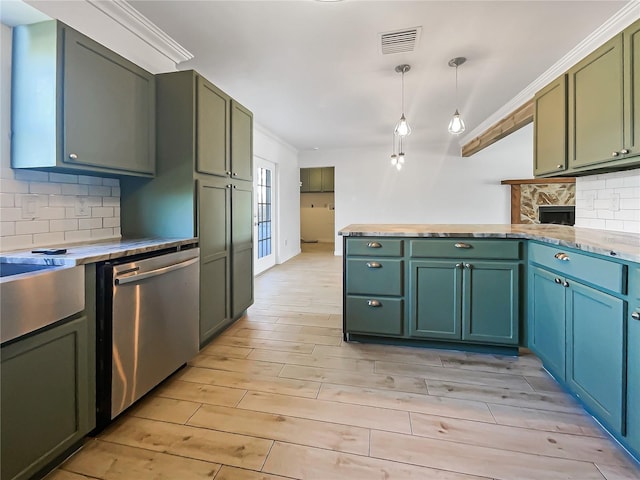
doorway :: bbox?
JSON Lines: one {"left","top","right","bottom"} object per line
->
{"left": 254, "top": 157, "right": 277, "bottom": 275}
{"left": 299, "top": 166, "right": 335, "bottom": 252}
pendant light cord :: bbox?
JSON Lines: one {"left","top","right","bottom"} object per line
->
{"left": 455, "top": 65, "right": 458, "bottom": 108}
{"left": 401, "top": 69, "right": 405, "bottom": 115}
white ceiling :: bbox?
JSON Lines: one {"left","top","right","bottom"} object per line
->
{"left": 7, "top": 1, "right": 634, "bottom": 153}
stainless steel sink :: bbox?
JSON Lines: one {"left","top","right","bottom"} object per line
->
{"left": 0, "top": 263, "right": 85, "bottom": 344}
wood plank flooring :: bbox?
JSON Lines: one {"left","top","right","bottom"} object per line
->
{"left": 48, "top": 242, "right": 640, "bottom": 480}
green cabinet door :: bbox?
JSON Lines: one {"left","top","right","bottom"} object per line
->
{"left": 534, "top": 75, "right": 567, "bottom": 176}
{"left": 308, "top": 168, "right": 323, "bottom": 192}
{"left": 528, "top": 266, "right": 566, "bottom": 380}
{"left": 462, "top": 262, "right": 519, "bottom": 345}
{"left": 1, "top": 315, "right": 90, "bottom": 480}
{"left": 321, "top": 167, "right": 335, "bottom": 192}
{"left": 566, "top": 281, "right": 624, "bottom": 433}
{"left": 12, "top": 21, "right": 155, "bottom": 177}
{"left": 196, "top": 76, "right": 230, "bottom": 177}
{"left": 231, "top": 181, "right": 254, "bottom": 318}
{"left": 624, "top": 20, "right": 640, "bottom": 159}
{"left": 568, "top": 34, "right": 624, "bottom": 169}
{"left": 198, "top": 180, "right": 230, "bottom": 345}
{"left": 410, "top": 260, "right": 462, "bottom": 340}
{"left": 300, "top": 169, "right": 310, "bottom": 193}
{"left": 627, "top": 294, "right": 640, "bottom": 457}
{"left": 231, "top": 101, "right": 254, "bottom": 181}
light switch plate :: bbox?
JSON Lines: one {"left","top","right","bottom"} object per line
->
{"left": 21, "top": 194, "right": 40, "bottom": 219}
{"left": 75, "top": 196, "right": 91, "bottom": 217}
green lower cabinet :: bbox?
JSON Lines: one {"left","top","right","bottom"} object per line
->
{"left": 566, "top": 281, "right": 624, "bottom": 433}
{"left": 528, "top": 265, "right": 567, "bottom": 380}
{"left": 410, "top": 260, "right": 461, "bottom": 340}
{"left": 627, "top": 299, "right": 640, "bottom": 457}
{"left": 345, "top": 295, "right": 404, "bottom": 336}
{"left": 410, "top": 260, "right": 518, "bottom": 345}
{"left": 462, "top": 262, "right": 519, "bottom": 345}
{"left": 1, "top": 315, "right": 90, "bottom": 480}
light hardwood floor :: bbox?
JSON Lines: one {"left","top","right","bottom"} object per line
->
{"left": 48, "top": 242, "right": 640, "bottom": 480}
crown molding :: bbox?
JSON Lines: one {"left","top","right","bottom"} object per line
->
{"left": 459, "top": 1, "right": 640, "bottom": 147}
{"left": 254, "top": 122, "right": 299, "bottom": 154}
{"left": 85, "top": 0, "right": 193, "bottom": 65}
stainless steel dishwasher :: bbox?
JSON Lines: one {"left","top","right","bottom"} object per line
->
{"left": 95, "top": 247, "right": 199, "bottom": 429}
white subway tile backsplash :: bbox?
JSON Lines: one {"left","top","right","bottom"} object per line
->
{"left": 0, "top": 193, "right": 14, "bottom": 207}
{"left": 33, "top": 231, "right": 65, "bottom": 245}
{"left": 576, "top": 168, "right": 640, "bottom": 234}
{"left": 50, "top": 219, "right": 79, "bottom": 232}
{"left": 0, "top": 167, "right": 122, "bottom": 251}
{"left": 14, "top": 169, "right": 48, "bottom": 182}
{"left": 103, "top": 178, "right": 119, "bottom": 187}
{"left": 29, "top": 182, "right": 61, "bottom": 195}
{"left": 91, "top": 227, "right": 114, "bottom": 238}
{"left": 1, "top": 221, "right": 15, "bottom": 236}
{"left": 103, "top": 216, "right": 120, "bottom": 228}
{"left": 64, "top": 229, "right": 92, "bottom": 242}
{"left": 0, "top": 234, "right": 34, "bottom": 251}
{"left": 15, "top": 220, "right": 49, "bottom": 235}
{"left": 102, "top": 196, "right": 120, "bottom": 207}
{"left": 89, "top": 185, "right": 111, "bottom": 197}
{"left": 79, "top": 218, "right": 102, "bottom": 230}
{"left": 78, "top": 175, "right": 103, "bottom": 185}
{"left": 61, "top": 183, "right": 89, "bottom": 196}
{"left": 92, "top": 206, "right": 113, "bottom": 218}
{"left": 0, "top": 178, "right": 29, "bottom": 193}
{"left": 49, "top": 172, "right": 78, "bottom": 184}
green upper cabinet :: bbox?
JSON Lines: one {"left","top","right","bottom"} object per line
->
{"left": 624, "top": 20, "right": 640, "bottom": 160}
{"left": 231, "top": 101, "right": 254, "bottom": 181}
{"left": 534, "top": 75, "right": 567, "bottom": 176}
{"left": 196, "top": 77, "right": 230, "bottom": 177}
{"left": 300, "top": 167, "right": 334, "bottom": 192}
{"left": 11, "top": 21, "right": 155, "bottom": 177}
{"left": 568, "top": 34, "right": 624, "bottom": 170}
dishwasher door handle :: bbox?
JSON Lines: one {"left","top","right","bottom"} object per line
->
{"left": 115, "top": 256, "right": 199, "bottom": 285}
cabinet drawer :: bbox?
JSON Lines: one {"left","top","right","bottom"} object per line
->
{"left": 346, "top": 259, "right": 403, "bottom": 296}
{"left": 630, "top": 265, "right": 640, "bottom": 301}
{"left": 345, "top": 296, "right": 404, "bottom": 336}
{"left": 346, "top": 238, "right": 403, "bottom": 257}
{"left": 410, "top": 239, "right": 521, "bottom": 260}
{"left": 528, "top": 242, "right": 623, "bottom": 293}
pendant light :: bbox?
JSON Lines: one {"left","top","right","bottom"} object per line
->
{"left": 394, "top": 64, "right": 412, "bottom": 137}
{"left": 447, "top": 57, "right": 466, "bottom": 135}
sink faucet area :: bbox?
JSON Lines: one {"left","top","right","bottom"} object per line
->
{"left": 0, "top": 263, "right": 85, "bottom": 344}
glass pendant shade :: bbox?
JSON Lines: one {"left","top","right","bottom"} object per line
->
{"left": 394, "top": 114, "right": 411, "bottom": 137}
{"left": 448, "top": 109, "right": 466, "bottom": 135}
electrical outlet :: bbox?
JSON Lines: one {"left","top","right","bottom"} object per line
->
{"left": 75, "top": 196, "right": 91, "bottom": 217}
{"left": 284, "top": 239, "right": 288, "bottom": 246}
{"left": 610, "top": 193, "right": 620, "bottom": 211}
{"left": 21, "top": 194, "right": 40, "bottom": 219}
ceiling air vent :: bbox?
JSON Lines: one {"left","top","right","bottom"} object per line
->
{"left": 379, "top": 27, "right": 422, "bottom": 55}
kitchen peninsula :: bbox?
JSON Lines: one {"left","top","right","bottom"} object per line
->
{"left": 340, "top": 223, "right": 640, "bottom": 462}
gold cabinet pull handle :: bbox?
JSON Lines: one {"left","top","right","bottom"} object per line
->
{"left": 366, "top": 262, "right": 382, "bottom": 268}
{"left": 367, "top": 300, "right": 382, "bottom": 307}
{"left": 554, "top": 252, "right": 570, "bottom": 261}
{"left": 454, "top": 242, "right": 472, "bottom": 249}
{"left": 367, "top": 242, "right": 382, "bottom": 248}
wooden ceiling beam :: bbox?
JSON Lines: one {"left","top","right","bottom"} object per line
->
{"left": 461, "top": 99, "right": 534, "bottom": 157}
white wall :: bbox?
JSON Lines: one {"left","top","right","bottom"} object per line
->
{"left": 300, "top": 192, "right": 335, "bottom": 244}
{"left": 575, "top": 168, "right": 640, "bottom": 234}
{"left": 300, "top": 124, "right": 535, "bottom": 255}
{"left": 254, "top": 124, "right": 300, "bottom": 264}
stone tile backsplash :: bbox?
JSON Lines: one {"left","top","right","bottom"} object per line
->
{"left": 0, "top": 167, "right": 121, "bottom": 252}
{"left": 575, "top": 168, "right": 640, "bottom": 234}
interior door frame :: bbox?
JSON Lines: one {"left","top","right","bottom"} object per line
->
{"left": 254, "top": 155, "right": 277, "bottom": 275}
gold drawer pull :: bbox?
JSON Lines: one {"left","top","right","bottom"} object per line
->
{"left": 554, "top": 252, "right": 570, "bottom": 261}
{"left": 367, "top": 242, "right": 382, "bottom": 248}
{"left": 367, "top": 300, "right": 382, "bottom": 307}
{"left": 366, "top": 262, "right": 382, "bottom": 268}
{"left": 454, "top": 242, "right": 472, "bottom": 249}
